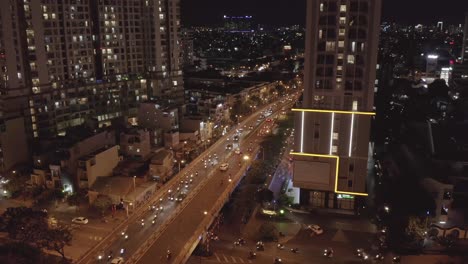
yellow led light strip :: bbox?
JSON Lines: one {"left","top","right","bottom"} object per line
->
{"left": 290, "top": 152, "right": 368, "bottom": 197}
{"left": 292, "top": 108, "right": 376, "bottom": 116}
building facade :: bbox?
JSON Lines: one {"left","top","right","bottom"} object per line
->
{"left": 77, "top": 145, "right": 120, "bottom": 188}
{"left": 120, "top": 128, "right": 151, "bottom": 159}
{"left": 0, "top": 0, "right": 183, "bottom": 139}
{"left": 462, "top": 12, "right": 468, "bottom": 63}
{"left": 293, "top": 0, "right": 381, "bottom": 211}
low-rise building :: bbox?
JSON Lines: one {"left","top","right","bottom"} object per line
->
{"left": 0, "top": 117, "right": 29, "bottom": 174}
{"left": 120, "top": 128, "right": 151, "bottom": 159}
{"left": 149, "top": 150, "right": 174, "bottom": 182}
{"left": 180, "top": 117, "right": 214, "bottom": 142}
{"left": 30, "top": 128, "right": 116, "bottom": 192}
{"left": 138, "top": 102, "right": 179, "bottom": 131}
{"left": 88, "top": 176, "right": 157, "bottom": 208}
{"left": 422, "top": 178, "right": 454, "bottom": 224}
{"left": 77, "top": 145, "right": 120, "bottom": 189}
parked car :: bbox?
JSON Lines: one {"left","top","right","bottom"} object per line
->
{"left": 72, "top": 217, "right": 88, "bottom": 224}
{"left": 226, "top": 144, "right": 233, "bottom": 150}
{"left": 307, "top": 224, "right": 323, "bottom": 235}
{"left": 235, "top": 148, "right": 241, "bottom": 155}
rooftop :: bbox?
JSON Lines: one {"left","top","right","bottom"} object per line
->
{"left": 151, "top": 150, "right": 172, "bottom": 164}
{"left": 78, "top": 145, "right": 117, "bottom": 162}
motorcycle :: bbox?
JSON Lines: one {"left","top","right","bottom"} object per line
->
{"left": 323, "top": 248, "right": 333, "bottom": 258}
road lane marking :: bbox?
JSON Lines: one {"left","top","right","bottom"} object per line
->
{"left": 231, "top": 256, "right": 237, "bottom": 263}
{"left": 239, "top": 258, "right": 244, "bottom": 263}
{"left": 215, "top": 253, "right": 221, "bottom": 262}
{"left": 223, "top": 254, "right": 229, "bottom": 262}
{"left": 248, "top": 260, "right": 252, "bottom": 263}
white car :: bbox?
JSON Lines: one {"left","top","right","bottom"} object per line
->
{"left": 235, "top": 148, "right": 241, "bottom": 155}
{"left": 72, "top": 217, "right": 89, "bottom": 224}
{"left": 219, "top": 163, "right": 229, "bottom": 171}
{"left": 111, "top": 257, "right": 124, "bottom": 264}
{"left": 307, "top": 224, "right": 323, "bottom": 235}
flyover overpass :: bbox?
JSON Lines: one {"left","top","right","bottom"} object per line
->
{"left": 129, "top": 100, "right": 295, "bottom": 264}
{"left": 76, "top": 92, "right": 297, "bottom": 264}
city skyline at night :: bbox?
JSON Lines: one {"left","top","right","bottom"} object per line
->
{"left": 0, "top": 0, "right": 468, "bottom": 263}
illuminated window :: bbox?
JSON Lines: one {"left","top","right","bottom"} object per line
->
{"left": 340, "top": 5, "right": 347, "bottom": 12}
{"left": 337, "top": 66, "right": 343, "bottom": 71}
{"left": 339, "top": 29, "right": 346, "bottom": 36}
{"left": 347, "top": 55, "right": 355, "bottom": 64}
{"left": 332, "top": 145, "right": 338, "bottom": 153}
{"left": 337, "top": 53, "right": 344, "bottom": 60}
{"left": 319, "top": 30, "right": 323, "bottom": 39}
{"left": 339, "top": 17, "right": 346, "bottom": 25}
{"left": 351, "top": 41, "right": 356, "bottom": 52}
{"left": 173, "top": 81, "right": 178, "bottom": 86}
{"left": 326, "top": 41, "right": 335, "bottom": 51}
{"left": 320, "top": 3, "right": 324, "bottom": 12}
{"left": 333, "top": 132, "right": 339, "bottom": 140}
{"left": 338, "top": 41, "right": 345, "bottom": 48}
{"left": 352, "top": 100, "right": 358, "bottom": 111}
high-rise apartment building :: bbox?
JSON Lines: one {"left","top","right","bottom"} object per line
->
{"left": 0, "top": 0, "right": 183, "bottom": 139}
{"left": 462, "top": 12, "right": 468, "bottom": 63}
{"left": 292, "top": 0, "right": 381, "bottom": 211}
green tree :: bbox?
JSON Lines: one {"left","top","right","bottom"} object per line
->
{"left": 405, "top": 216, "right": 428, "bottom": 243}
{"left": 249, "top": 95, "right": 262, "bottom": 106}
{"left": 92, "top": 194, "right": 113, "bottom": 216}
{"left": 66, "top": 191, "right": 87, "bottom": 211}
{"left": 247, "top": 161, "right": 270, "bottom": 184}
{"left": 39, "top": 225, "right": 72, "bottom": 260}
{"left": 66, "top": 193, "right": 81, "bottom": 207}
{"left": 258, "top": 222, "right": 278, "bottom": 241}
{"left": 275, "top": 84, "right": 286, "bottom": 96}
{"left": 278, "top": 193, "right": 294, "bottom": 207}
{"left": 255, "top": 188, "right": 273, "bottom": 203}
{"left": 4, "top": 172, "right": 29, "bottom": 197}
{"left": 233, "top": 185, "right": 257, "bottom": 213}
{"left": 230, "top": 102, "right": 250, "bottom": 122}
{"left": 0, "top": 242, "right": 44, "bottom": 264}
{"left": 0, "top": 207, "right": 49, "bottom": 245}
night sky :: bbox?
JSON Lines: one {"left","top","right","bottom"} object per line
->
{"left": 181, "top": 0, "right": 468, "bottom": 26}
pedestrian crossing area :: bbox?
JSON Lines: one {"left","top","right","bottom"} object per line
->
{"left": 88, "top": 235, "right": 103, "bottom": 241}
{"left": 214, "top": 253, "right": 252, "bottom": 263}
